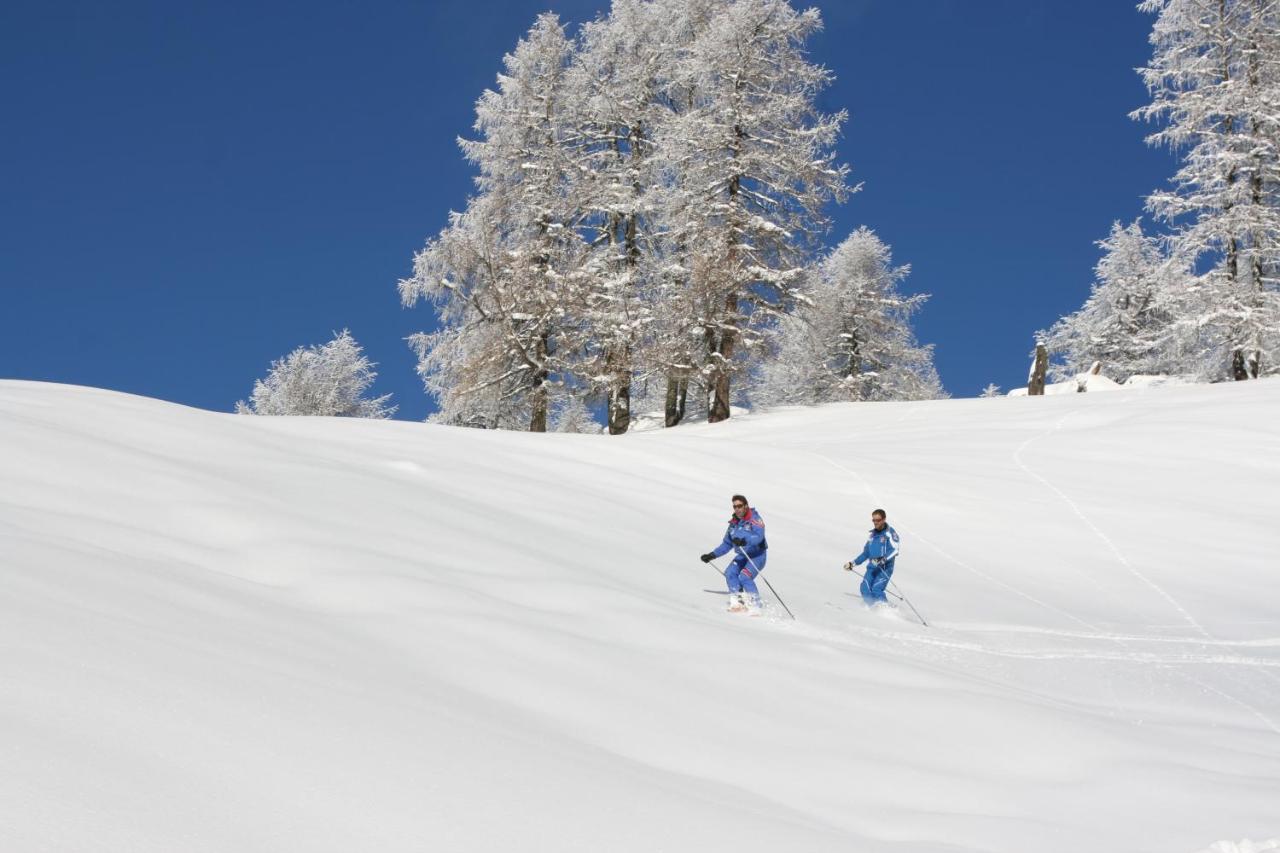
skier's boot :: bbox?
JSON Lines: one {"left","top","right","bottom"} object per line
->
{"left": 727, "top": 593, "right": 747, "bottom": 613}
{"left": 744, "top": 596, "right": 763, "bottom": 617}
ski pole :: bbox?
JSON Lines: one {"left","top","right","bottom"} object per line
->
{"left": 736, "top": 547, "right": 795, "bottom": 620}
{"left": 888, "top": 579, "right": 928, "bottom": 627}
{"left": 844, "top": 564, "right": 928, "bottom": 627}
{"left": 703, "top": 557, "right": 728, "bottom": 579}
{"left": 845, "top": 566, "right": 906, "bottom": 602}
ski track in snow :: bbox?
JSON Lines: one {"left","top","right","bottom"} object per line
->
{"left": 1010, "top": 408, "right": 1280, "bottom": 736}
{"left": 1184, "top": 672, "right": 1280, "bottom": 737}
{"left": 808, "top": 446, "right": 1115, "bottom": 636}
{"left": 1012, "top": 410, "right": 1210, "bottom": 638}
{"left": 805, "top": 444, "right": 1140, "bottom": 721}
{"left": 719, "top": 402, "right": 1145, "bottom": 720}
{"left": 708, "top": 405, "right": 1135, "bottom": 719}
{"left": 784, "top": 404, "right": 1117, "bottom": 640}
{"left": 936, "top": 623, "right": 1280, "bottom": 647}
{"left": 792, "top": 615, "right": 1280, "bottom": 668}
{"left": 734, "top": 401, "right": 1280, "bottom": 741}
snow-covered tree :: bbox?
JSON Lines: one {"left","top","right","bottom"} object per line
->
{"left": 566, "top": 1, "right": 647, "bottom": 435}
{"left": 550, "top": 395, "right": 600, "bottom": 433}
{"left": 1134, "top": 0, "right": 1280, "bottom": 379}
{"left": 980, "top": 383, "right": 1002, "bottom": 398}
{"left": 639, "top": 253, "right": 714, "bottom": 426}
{"left": 652, "top": 0, "right": 851, "bottom": 422}
{"left": 408, "top": 297, "right": 533, "bottom": 430}
{"left": 566, "top": 0, "right": 744, "bottom": 431}
{"left": 751, "top": 227, "right": 943, "bottom": 406}
{"left": 559, "top": 0, "right": 703, "bottom": 434}
{"left": 401, "top": 14, "right": 586, "bottom": 431}
{"left": 237, "top": 330, "right": 395, "bottom": 418}
{"left": 1042, "top": 220, "right": 1186, "bottom": 382}
{"left": 402, "top": 0, "right": 861, "bottom": 432}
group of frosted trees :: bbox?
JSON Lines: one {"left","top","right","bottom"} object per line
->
{"left": 1044, "top": 0, "right": 1280, "bottom": 384}
{"left": 399, "top": 0, "right": 940, "bottom": 434}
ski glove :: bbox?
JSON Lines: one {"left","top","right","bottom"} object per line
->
{"left": 843, "top": 561, "right": 854, "bottom": 571}
{"left": 731, "top": 537, "right": 747, "bottom": 547}
{"left": 700, "top": 553, "right": 715, "bottom": 563}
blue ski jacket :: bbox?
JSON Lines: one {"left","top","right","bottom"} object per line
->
{"left": 854, "top": 524, "right": 900, "bottom": 566}
{"left": 711, "top": 507, "right": 768, "bottom": 561}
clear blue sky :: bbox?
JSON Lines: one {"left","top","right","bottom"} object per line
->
{"left": 2, "top": 0, "right": 1172, "bottom": 419}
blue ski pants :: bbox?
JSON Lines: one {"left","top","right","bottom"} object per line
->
{"left": 861, "top": 558, "right": 895, "bottom": 605}
{"left": 725, "top": 552, "right": 766, "bottom": 598}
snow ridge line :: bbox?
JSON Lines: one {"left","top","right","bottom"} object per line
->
{"left": 1011, "top": 413, "right": 1211, "bottom": 639}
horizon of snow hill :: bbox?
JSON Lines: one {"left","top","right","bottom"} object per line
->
{"left": 1, "top": 378, "right": 1278, "bottom": 853}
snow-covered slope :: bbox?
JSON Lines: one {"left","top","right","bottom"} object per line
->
{"left": 2, "top": 379, "right": 1278, "bottom": 853}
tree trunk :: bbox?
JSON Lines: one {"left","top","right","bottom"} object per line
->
{"left": 606, "top": 209, "right": 639, "bottom": 433}
{"left": 665, "top": 375, "right": 687, "bottom": 427}
{"left": 843, "top": 325, "right": 861, "bottom": 385}
{"left": 709, "top": 296, "right": 737, "bottom": 423}
{"left": 529, "top": 333, "right": 548, "bottom": 432}
{"left": 709, "top": 372, "right": 732, "bottom": 423}
{"left": 606, "top": 366, "right": 632, "bottom": 432}
{"left": 844, "top": 347, "right": 860, "bottom": 381}
{"left": 1028, "top": 344, "right": 1048, "bottom": 396}
{"left": 529, "top": 388, "right": 547, "bottom": 432}
{"left": 607, "top": 343, "right": 631, "bottom": 435}
{"left": 1218, "top": 1, "right": 1243, "bottom": 380}
{"left": 708, "top": 121, "right": 745, "bottom": 425}
{"left": 608, "top": 384, "right": 631, "bottom": 435}
{"left": 1232, "top": 349, "right": 1250, "bottom": 381}
{"left": 1241, "top": 31, "right": 1264, "bottom": 382}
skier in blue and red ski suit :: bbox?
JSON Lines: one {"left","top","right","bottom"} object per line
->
{"left": 845, "top": 508, "right": 900, "bottom": 607}
{"left": 700, "top": 494, "right": 767, "bottom": 612}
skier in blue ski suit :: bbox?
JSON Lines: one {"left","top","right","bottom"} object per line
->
{"left": 845, "top": 508, "right": 899, "bottom": 606}
{"left": 700, "top": 494, "right": 767, "bottom": 611}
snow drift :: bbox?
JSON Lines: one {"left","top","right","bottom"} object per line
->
{"left": 2, "top": 379, "right": 1278, "bottom": 853}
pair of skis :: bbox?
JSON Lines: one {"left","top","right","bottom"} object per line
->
{"left": 702, "top": 554, "right": 795, "bottom": 620}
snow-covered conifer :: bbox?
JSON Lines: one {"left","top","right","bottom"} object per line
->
{"left": 563, "top": 0, "right": 683, "bottom": 434}
{"left": 237, "top": 330, "right": 395, "bottom": 418}
{"left": 652, "top": 0, "right": 851, "bottom": 421}
{"left": 751, "top": 227, "right": 943, "bottom": 406}
{"left": 550, "top": 395, "right": 600, "bottom": 433}
{"left": 401, "top": 14, "right": 586, "bottom": 431}
{"left": 1134, "top": 0, "right": 1280, "bottom": 379}
{"left": 980, "top": 383, "right": 1002, "bottom": 398}
{"left": 409, "top": 298, "right": 533, "bottom": 430}
{"left": 1042, "top": 220, "right": 1185, "bottom": 382}
{"left": 402, "top": 0, "right": 862, "bottom": 431}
